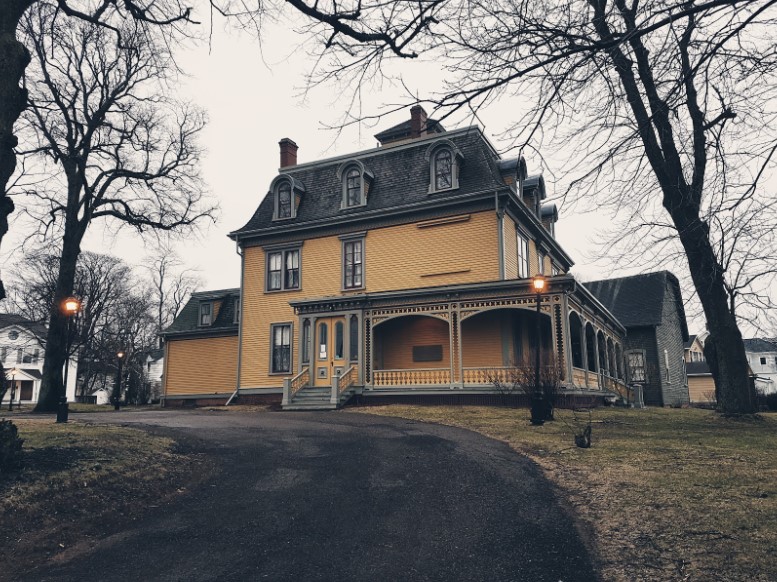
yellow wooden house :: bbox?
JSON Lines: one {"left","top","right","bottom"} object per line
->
{"left": 162, "top": 107, "right": 629, "bottom": 409}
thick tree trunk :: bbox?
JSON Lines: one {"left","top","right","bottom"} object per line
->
{"left": 0, "top": 1, "right": 33, "bottom": 301}
{"left": 672, "top": 209, "right": 756, "bottom": 414}
{"left": 34, "top": 220, "right": 82, "bottom": 412}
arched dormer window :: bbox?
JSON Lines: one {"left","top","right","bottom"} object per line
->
{"left": 426, "top": 140, "right": 463, "bottom": 194}
{"left": 278, "top": 182, "right": 292, "bottom": 219}
{"left": 434, "top": 149, "right": 453, "bottom": 190}
{"left": 346, "top": 168, "right": 362, "bottom": 207}
{"left": 270, "top": 175, "right": 305, "bottom": 221}
{"left": 337, "top": 161, "right": 373, "bottom": 209}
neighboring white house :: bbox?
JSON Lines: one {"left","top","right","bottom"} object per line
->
{"left": 744, "top": 338, "right": 777, "bottom": 395}
{"left": 1, "top": 314, "right": 78, "bottom": 407}
{"left": 145, "top": 348, "right": 164, "bottom": 403}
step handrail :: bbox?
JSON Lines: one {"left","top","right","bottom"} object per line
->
{"left": 331, "top": 366, "right": 356, "bottom": 405}
{"left": 282, "top": 367, "right": 310, "bottom": 406}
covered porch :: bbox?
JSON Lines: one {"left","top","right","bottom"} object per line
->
{"left": 285, "top": 277, "right": 628, "bottom": 407}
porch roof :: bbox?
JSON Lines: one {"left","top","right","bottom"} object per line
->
{"left": 289, "top": 276, "right": 626, "bottom": 334}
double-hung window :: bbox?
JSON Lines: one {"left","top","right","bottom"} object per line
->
{"left": 537, "top": 250, "right": 545, "bottom": 275}
{"left": 199, "top": 302, "right": 212, "bottom": 326}
{"left": 345, "top": 168, "right": 362, "bottom": 207}
{"left": 266, "top": 249, "right": 300, "bottom": 291}
{"left": 516, "top": 232, "right": 530, "bottom": 278}
{"left": 626, "top": 350, "right": 647, "bottom": 383}
{"left": 277, "top": 182, "right": 292, "bottom": 219}
{"left": 434, "top": 149, "right": 453, "bottom": 190}
{"left": 271, "top": 324, "right": 292, "bottom": 374}
{"left": 343, "top": 238, "right": 364, "bottom": 289}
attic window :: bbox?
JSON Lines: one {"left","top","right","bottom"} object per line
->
{"left": 8, "top": 330, "right": 18, "bottom": 341}
{"left": 434, "top": 149, "right": 453, "bottom": 190}
{"left": 339, "top": 161, "right": 372, "bottom": 209}
{"left": 199, "top": 302, "right": 212, "bottom": 326}
{"left": 426, "top": 140, "right": 463, "bottom": 194}
{"left": 277, "top": 182, "right": 292, "bottom": 219}
{"left": 345, "top": 167, "right": 363, "bottom": 207}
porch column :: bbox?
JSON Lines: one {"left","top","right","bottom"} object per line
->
{"left": 365, "top": 315, "right": 373, "bottom": 389}
{"left": 456, "top": 307, "right": 464, "bottom": 388}
{"left": 592, "top": 327, "right": 601, "bottom": 389}
{"left": 581, "top": 320, "right": 589, "bottom": 389}
{"left": 561, "top": 294, "right": 573, "bottom": 384}
{"left": 448, "top": 307, "right": 455, "bottom": 390}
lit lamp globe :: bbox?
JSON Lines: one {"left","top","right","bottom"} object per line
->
{"left": 63, "top": 297, "right": 81, "bottom": 315}
{"left": 532, "top": 275, "right": 546, "bottom": 293}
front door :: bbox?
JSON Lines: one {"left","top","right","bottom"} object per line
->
{"left": 314, "top": 317, "right": 347, "bottom": 387}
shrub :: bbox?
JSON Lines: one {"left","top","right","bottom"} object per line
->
{"left": 0, "top": 419, "right": 24, "bottom": 474}
{"left": 766, "top": 393, "right": 777, "bottom": 412}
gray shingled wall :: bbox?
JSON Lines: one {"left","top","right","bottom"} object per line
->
{"left": 656, "top": 279, "right": 690, "bottom": 406}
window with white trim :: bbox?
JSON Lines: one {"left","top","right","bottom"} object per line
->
{"left": 266, "top": 249, "right": 300, "bottom": 291}
{"left": 345, "top": 168, "right": 362, "bottom": 207}
{"left": 626, "top": 350, "right": 647, "bottom": 383}
{"left": 517, "top": 232, "right": 530, "bottom": 278}
{"left": 199, "top": 302, "right": 212, "bottom": 326}
{"left": 271, "top": 323, "right": 292, "bottom": 374}
{"left": 343, "top": 239, "right": 364, "bottom": 289}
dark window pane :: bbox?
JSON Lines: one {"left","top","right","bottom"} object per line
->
{"left": 346, "top": 168, "right": 362, "bottom": 206}
{"left": 267, "top": 252, "right": 282, "bottom": 290}
{"left": 302, "top": 320, "right": 310, "bottom": 364}
{"left": 349, "top": 315, "right": 358, "bottom": 362}
{"left": 285, "top": 250, "right": 299, "bottom": 289}
{"left": 343, "top": 240, "right": 363, "bottom": 289}
{"left": 278, "top": 183, "right": 292, "bottom": 218}
{"left": 335, "top": 322, "right": 344, "bottom": 359}
{"left": 318, "top": 323, "right": 328, "bottom": 359}
{"left": 434, "top": 150, "right": 452, "bottom": 190}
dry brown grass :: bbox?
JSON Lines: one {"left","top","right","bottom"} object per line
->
{"left": 0, "top": 419, "right": 208, "bottom": 575}
{"left": 353, "top": 405, "right": 777, "bottom": 582}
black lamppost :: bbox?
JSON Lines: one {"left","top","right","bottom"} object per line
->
{"left": 531, "top": 275, "right": 546, "bottom": 425}
{"left": 8, "top": 367, "right": 18, "bottom": 411}
{"left": 113, "top": 350, "right": 125, "bottom": 411}
{"left": 57, "top": 296, "right": 81, "bottom": 423}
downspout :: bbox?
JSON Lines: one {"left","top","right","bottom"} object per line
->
{"left": 496, "top": 190, "right": 505, "bottom": 280}
{"left": 227, "top": 237, "right": 245, "bottom": 406}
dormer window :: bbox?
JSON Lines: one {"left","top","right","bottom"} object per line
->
{"left": 426, "top": 140, "right": 463, "bottom": 194}
{"left": 338, "top": 161, "right": 373, "bottom": 209}
{"left": 434, "top": 149, "right": 453, "bottom": 190}
{"left": 345, "top": 168, "right": 362, "bottom": 207}
{"left": 199, "top": 302, "right": 212, "bottom": 326}
{"left": 277, "top": 182, "right": 292, "bottom": 219}
{"left": 271, "top": 175, "right": 304, "bottom": 220}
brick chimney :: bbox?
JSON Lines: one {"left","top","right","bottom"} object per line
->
{"left": 410, "top": 105, "right": 428, "bottom": 139}
{"left": 279, "top": 138, "right": 298, "bottom": 168}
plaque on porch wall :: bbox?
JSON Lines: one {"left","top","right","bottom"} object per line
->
{"left": 413, "top": 345, "right": 443, "bottom": 362}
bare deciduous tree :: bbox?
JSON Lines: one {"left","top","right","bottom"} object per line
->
{"left": 15, "top": 5, "right": 215, "bottom": 411}
{"left": 146, "top": 248, "right": 202, "bottom": 345}
{"left": 278, "top": 0, "right": 777, "bottom": 414}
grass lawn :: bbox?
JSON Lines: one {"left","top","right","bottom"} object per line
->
{"left": 353, "top": 405, "right": 777, "bottom": 582}
{"left": 0, "top": 418, "right": 208, "bottom": 577}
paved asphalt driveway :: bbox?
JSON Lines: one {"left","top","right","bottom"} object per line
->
{"left": 24, "top": 410, "right": 597, "bottom": 582}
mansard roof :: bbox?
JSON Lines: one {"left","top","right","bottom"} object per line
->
{"left": 584, "top": 271, "right": 689, "bottom": 341}
{"left": 163, "top": 288, "right": 240, "bottom": 337}
{"left": 230, "top": 126, "right": 508, "bottom": 239}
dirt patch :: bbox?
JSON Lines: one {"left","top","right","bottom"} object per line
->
{"left": 0, "top": 418, "right": 211, "bottom": 579}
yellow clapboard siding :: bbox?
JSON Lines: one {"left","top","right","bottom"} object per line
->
{"left": 503, "top": 218, "right": 518, "bottom": 279}
{"left": 165, "top": 336, "right": 238, "bottom": 395}
{"left": 689, "top": 376, "right": 716, "bottom": 403}
{"left": 239, "top": 210, "right": 501, "bottom": 388}
{"left": 376, "top": 316, "right": 451, "bottom": 370}
{"left": 461, "top": 311, "right": 506, "bottom": 367}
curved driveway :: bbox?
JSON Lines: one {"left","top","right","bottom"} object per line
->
{"left": 25, "top": 410, "right": 597, "bottom": 582}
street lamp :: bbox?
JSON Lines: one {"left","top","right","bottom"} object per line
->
{"left": 57, "top": 296, "right": 81, "bottom": 423}
{"left": 8, "top": 368, "right": 18, "bottom": 412}
{"left": 531, "top": 275, "right": 546, "bottom": 425}
{"left": 113, "top": 350, "right": 125, "bottom": 411}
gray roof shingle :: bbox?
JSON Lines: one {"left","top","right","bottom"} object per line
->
{"left": 0, "top": 314, "right": 47, "bottom": 338}
{"left": 743, "top": 338, "right": 777, "bottom": 353}
{"left": 584, "top": 271, "right": 689, "bottom": 339}
{"left": 230, "top": 127, "right": 506, "bottom": 238}
{"left": 164, "top": 289, "right": 240, "bottom": 336}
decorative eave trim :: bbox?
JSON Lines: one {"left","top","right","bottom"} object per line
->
{"left": 231, "top": 188, "right": 507, "bottom": 244}
{"left": 162, "top": 327, "right": 239, "bottom": 340}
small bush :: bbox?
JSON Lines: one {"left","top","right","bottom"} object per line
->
{"left": 0, "top": 419, "right": 24, "bottom": 474}
{"left": 766, "top": 393, "right": 777, "bottom": 412}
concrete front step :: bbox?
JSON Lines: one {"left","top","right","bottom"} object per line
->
{"left": 282, "top": 386, "right": 358, "bottom": 411}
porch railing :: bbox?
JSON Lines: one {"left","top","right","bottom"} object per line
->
{"left": 331, "top": 365, "right": 357, "bottom": 404}
{"left": 282, "top": 367, "right": 310, "bottom": 406}
{"left": 372, "top": 368, "right": 451, "bottom": 387}
{"left": 462, "top": 367, "right": 513, "bottom": 385}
